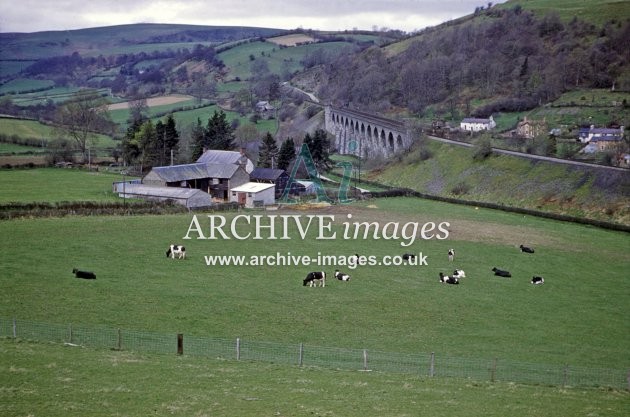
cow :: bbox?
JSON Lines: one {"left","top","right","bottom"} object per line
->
{"left": 531, "top": 276, "right": 545, "bottom": 285}
{"left": 520, "top": 245, "right": 535, "bottom": 253}
{"left": 166, "top": 244, "right": 186, "bottom": 259}
{"left": 448, "top": 249, "right": 455, "bottom": 262}
{"left": 492, "top": 267, "right": 512, "bottom": 278}
{"left": 453, "top": 269, "right": 466, "bottom": 279}
{"left": 402, "top": 253, "right": 416, "bottom": 261}
{"left": 335, "top": 270, "right": 351, "bottom": 281}
{"left": 439, "top": 272, "right": 459, "bottom": 285}
{"left": 303, "top": 271, "right": 326, "bottom": 287}
{"left": 72, "top": 268, "right": 96, "bottom": 280}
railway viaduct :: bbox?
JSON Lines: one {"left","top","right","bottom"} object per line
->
{"left": 324, "top": 105, "right": 412, "bottom": 159}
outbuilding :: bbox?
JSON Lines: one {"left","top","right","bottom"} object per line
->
{"left": 230, "top": 182, "right": 276, "bottom": 208}
{"left": 117, "top": 184, "right": 213, "bottom": 209}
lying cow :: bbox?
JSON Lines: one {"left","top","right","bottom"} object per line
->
{"left": 166, "top": 244, "right": 186, "bottom": 259}
{"left": 492, "top": 267, "right": 512, "bottom": 278}
{"left": 453, "top": 269, "right": 466, "bottom": 279}
{"left": 439, "top": 272, "right": 459, "bottom": 285}
{"left": 72, "top": 268, "right": 96, "bottom": 280}
{"left": 520, "top": 245, "right": 535, "bottom": 254}
{"left": 531, "top": 276, "right": 545, "bottom": 285}
{"left": 335, "top": 270, "right": 351, "bottom": 281}
{"left": 303, "top": 271, "right": 326, "bottom": 287}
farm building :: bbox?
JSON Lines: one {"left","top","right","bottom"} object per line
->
{"left": 460, "top": 115, "right": 496, "bottom": 132}
{"left": 142, "top": 163, "right": 249, "bottom": 201}
{"left": 117, "top": 184, "right": 213, "bottom": 209}
{"left": 230, "top": 182, "right": 276, "bottom": 208}
{"left": 250, "top": 167, "right": 289, "bottom": 198}
{"left": 197, "top": 149, "right": 254, "bottom": 173}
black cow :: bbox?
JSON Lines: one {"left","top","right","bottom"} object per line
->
{"left": 519, "top": 245, "right": 535, "bottom": 254}
{"left": 72, "top": 268, "right": 96, "bottom": 280}
{"left": 303, "top": 271, "right": 326, "bottom": 287}
{"left": 492, "top": 267, "right": 512, "bottom": 278}
{"left": 402, "top": 253, "right": 416, "bottom": 261}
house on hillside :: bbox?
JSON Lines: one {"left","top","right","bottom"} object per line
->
{"left": 142, "top": 162, "right": 249, "bottom": 201}
{"left": 460, "top": 115, "right": 496, "bottom": 132}
{"left": 230, "top": 182, "right": 276, "bottom": 208}
{"left": 197, "top": 149, "right": 254, "bottom": 174}
{"left": 250, "top": 167, "right": 289, "bottom": 198}
{"left": 578, "top": 125, "right": 624, "bottom": 144}
{"left": 515, "top": 117, "right": 547, "bottom": 139}
{"left": 255, "top": 101, "right": 275, "bottom": 119}
{"left": 581, "top": 135, "right": 624, "bottom": 154}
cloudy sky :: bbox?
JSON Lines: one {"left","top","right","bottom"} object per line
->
{"left": 1, "top": 0, "right": 506, "bottom": 34}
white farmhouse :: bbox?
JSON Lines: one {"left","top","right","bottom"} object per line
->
{"left": 460, "top": 115, "right": 496, "bottom": 132}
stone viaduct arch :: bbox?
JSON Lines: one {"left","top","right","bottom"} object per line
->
{"left": 324, "top": 105, "right": 411, "bottom": 159}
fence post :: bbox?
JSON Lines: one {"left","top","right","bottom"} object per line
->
{"left": 563, "top": 364, "right": 569, "bottom": 386}
{"left": 68, "top": 323, "right": 73, "bottom": 344}
{"left": 490, "top": 358, "right": 497, "bottom": 382}
{"left": 236, "top": 337, "right": 241, "bottom": 361}
{"left": 12, "top": 318, "right": 16, "bottom": 338}
{"left": 429, "top": 352, "right": 435, "bottom": 377}
{"left": 627, "top": 369, "right": 630, "bottom": 391}
{"left": 298, "top": 343, "right": 304, "bottom": 367}
{"left": 117, "top": 328, "right": 122, "bottom": 351}
{"left": 363, "top": 349, "right": 368, "bottom": 371}
{"left": 177, "top": 333, "right": 183, "bottom": 355}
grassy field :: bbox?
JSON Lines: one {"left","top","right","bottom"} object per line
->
{"left": 1, "top": 339, "right": 628, "bottom": 417}
{"left": 500, "top": 0, "right": 630, "bottom": 26}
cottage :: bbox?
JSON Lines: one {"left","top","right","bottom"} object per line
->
{"left": 250, "top": 167, "right": 289, "bottom": 198}
{"left": 230, "top": 182, "right": 276, "bottom": 208}
{"left": 460, "top": 115, "right": 496, "bottom": 132}
{"left": 515, "top": 117, "right": 547, "bottom": 139}
{"left": 578, "top": 125, "right": 624, "bottom": 144}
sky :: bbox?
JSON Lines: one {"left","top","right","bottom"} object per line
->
{"left": 0, "top": 0, "right": 507, "bottom": 34}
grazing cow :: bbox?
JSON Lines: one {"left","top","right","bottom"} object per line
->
{"left": 303, "top": 271, "right": 326, "bottom": 287}
{"left": 520, "top": 245, "right": 535, "bottom": 254}
{"left": 72, "top": 268, "right": 96, "bottom": 280}
{"left": 335, "top": 270, "right": 351, "bottom": 281}
{"left": 453, "top": 269, "right": 466, "bottom": 279}
{"left": 448, "top": 249, "right": 455, "bottom": 262}
{"left": 166, "top": 244, "right": 186, "bottom": 259}
{"left": 492, "top": 267, "right": 512, "bottom": 278}
{"left": 402, "top": 253, "right": 416, "bottom": 261}
{"left": 531, "top": 276, "right": 545, "bottom": 285}
{"left": 439, "top": 272, "right": 459, "bottom": 285}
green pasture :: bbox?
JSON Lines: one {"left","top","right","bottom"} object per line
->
{"left": 1, "top": 339, "right": 628, "bottom": 417}
{"left": 0, "top": 61, "right": 35, "bottom": 77}
{"left": 499, "top": 0, "right": 630, "bottom": 26}
{"left": 0, "top": 78, "right": 54, "bottom": 95}
{"left": 0, "top": 168, "right": 129, "bottom": 203}
{"left": 0, "top": 193, "right": 628, "bottom": 370}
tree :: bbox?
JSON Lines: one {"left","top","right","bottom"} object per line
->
{"left": 235, "top": 123, "right": 259, "bottom": 147}
{"left": 190, "top": 118, "right": 206, "bottom": 162}
{"left": 258, "top": 132, "right": 279, "bottom": 168}
{"left": 163, "top": 114, "right": 180, "bottom": 165}
{"left": 136, "top": 120, "right": 159, "bottom": 172}
{"left": 277, "top": 138, "right": 296, "bottom": 170}
{"left": 304, "top": 129, "right": 332, "bottom": 170}
{"left": 204, "top": 110, "right": 235, "bottom": 151}
{"left": 54, "top": 90, "right": 112, "bottom": 163}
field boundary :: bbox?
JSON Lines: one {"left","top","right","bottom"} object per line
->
{"left": 2, "top": 317, "right": 627, "bottom": 390}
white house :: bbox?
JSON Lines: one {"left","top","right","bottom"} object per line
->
{"left": 460, "top": 115, "right": 496, "bottom": 132}
{"left": 230, "top": 182, "right": 276, "bottom": 208}
{"left": 578, "top": 125, "right": 624, "bottom": 144}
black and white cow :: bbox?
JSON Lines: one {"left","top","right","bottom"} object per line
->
{"left": 303, "top": 271, "right": 326, "bottom": 287}
{"left": 439, "top": 272, "right": 459, "bottom": 285}
{"left": 519, "top": 245, "right": 535, "bottom": 253}
{"left": 402, "top": 253, "right": 416, "bottom": 261}
{"left": 166, "top": 244, "right": 186, "bottom": 259}
{"left": 492, "top": 267, "right": 512, "bottom": 278}
{"left": 453, "top": 269, "right": 466, "bottom": 279}
{"left": 335, "top": 270, "right": 351, "bottom": 281}
{"left": 531, "top": 276, "right": 545, "bottom": 285}
{"left": 72, "top": 268, "right": 96, "bottom": 279}
{"left": 448, "top": 249, "right": 455, "bottom": 262}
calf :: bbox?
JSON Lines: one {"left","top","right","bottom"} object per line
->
{"left": 303, "top": 271, "right": 326, "bottom": 287}
{"left": 492, "top": 267, "right": 512, "bottom": 278}
{"left": 335, "top": 270, "right": 351, "bottom": 281}
{"left": 72, "top": 268, "right": 96, "bottom": 280}
{"left": 439, "top": 272, "right": 459, "bottom": 285}
{"left": 166, "top": 244, "right": 186, "bottom": 259}
{"left": 531, "top": 276, "right": 545, "bottom": 285}
{"left": 448, "top": 249, "right": 455, "bottom": 262}
{"left": 519, "top": 245, "right": 535, "bottom": 254}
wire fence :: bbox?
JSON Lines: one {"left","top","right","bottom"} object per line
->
{"left": 2, "top": 317, "right": 628, "bottom": 390}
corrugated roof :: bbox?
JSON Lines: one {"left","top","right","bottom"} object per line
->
{"left": 122, "top": 184, "right": 209, "bottom": 199}
{"left": 462, "top": 118, "right": 492, "bottom": 124}
{"left": 197, "top": 149, "right": 254, "bottom": 173}
{"left": 250, "top": 168, "right": 286, "bottom": 181}
{"left": 149, "top": 163, "right": 212, "bottom": 182}
{"left": 231, "top": 182, "right": 276, "bottom": 193}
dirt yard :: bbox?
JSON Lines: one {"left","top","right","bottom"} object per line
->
{"left": 107, "top": 94, "right": 193, "bottom": 111}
